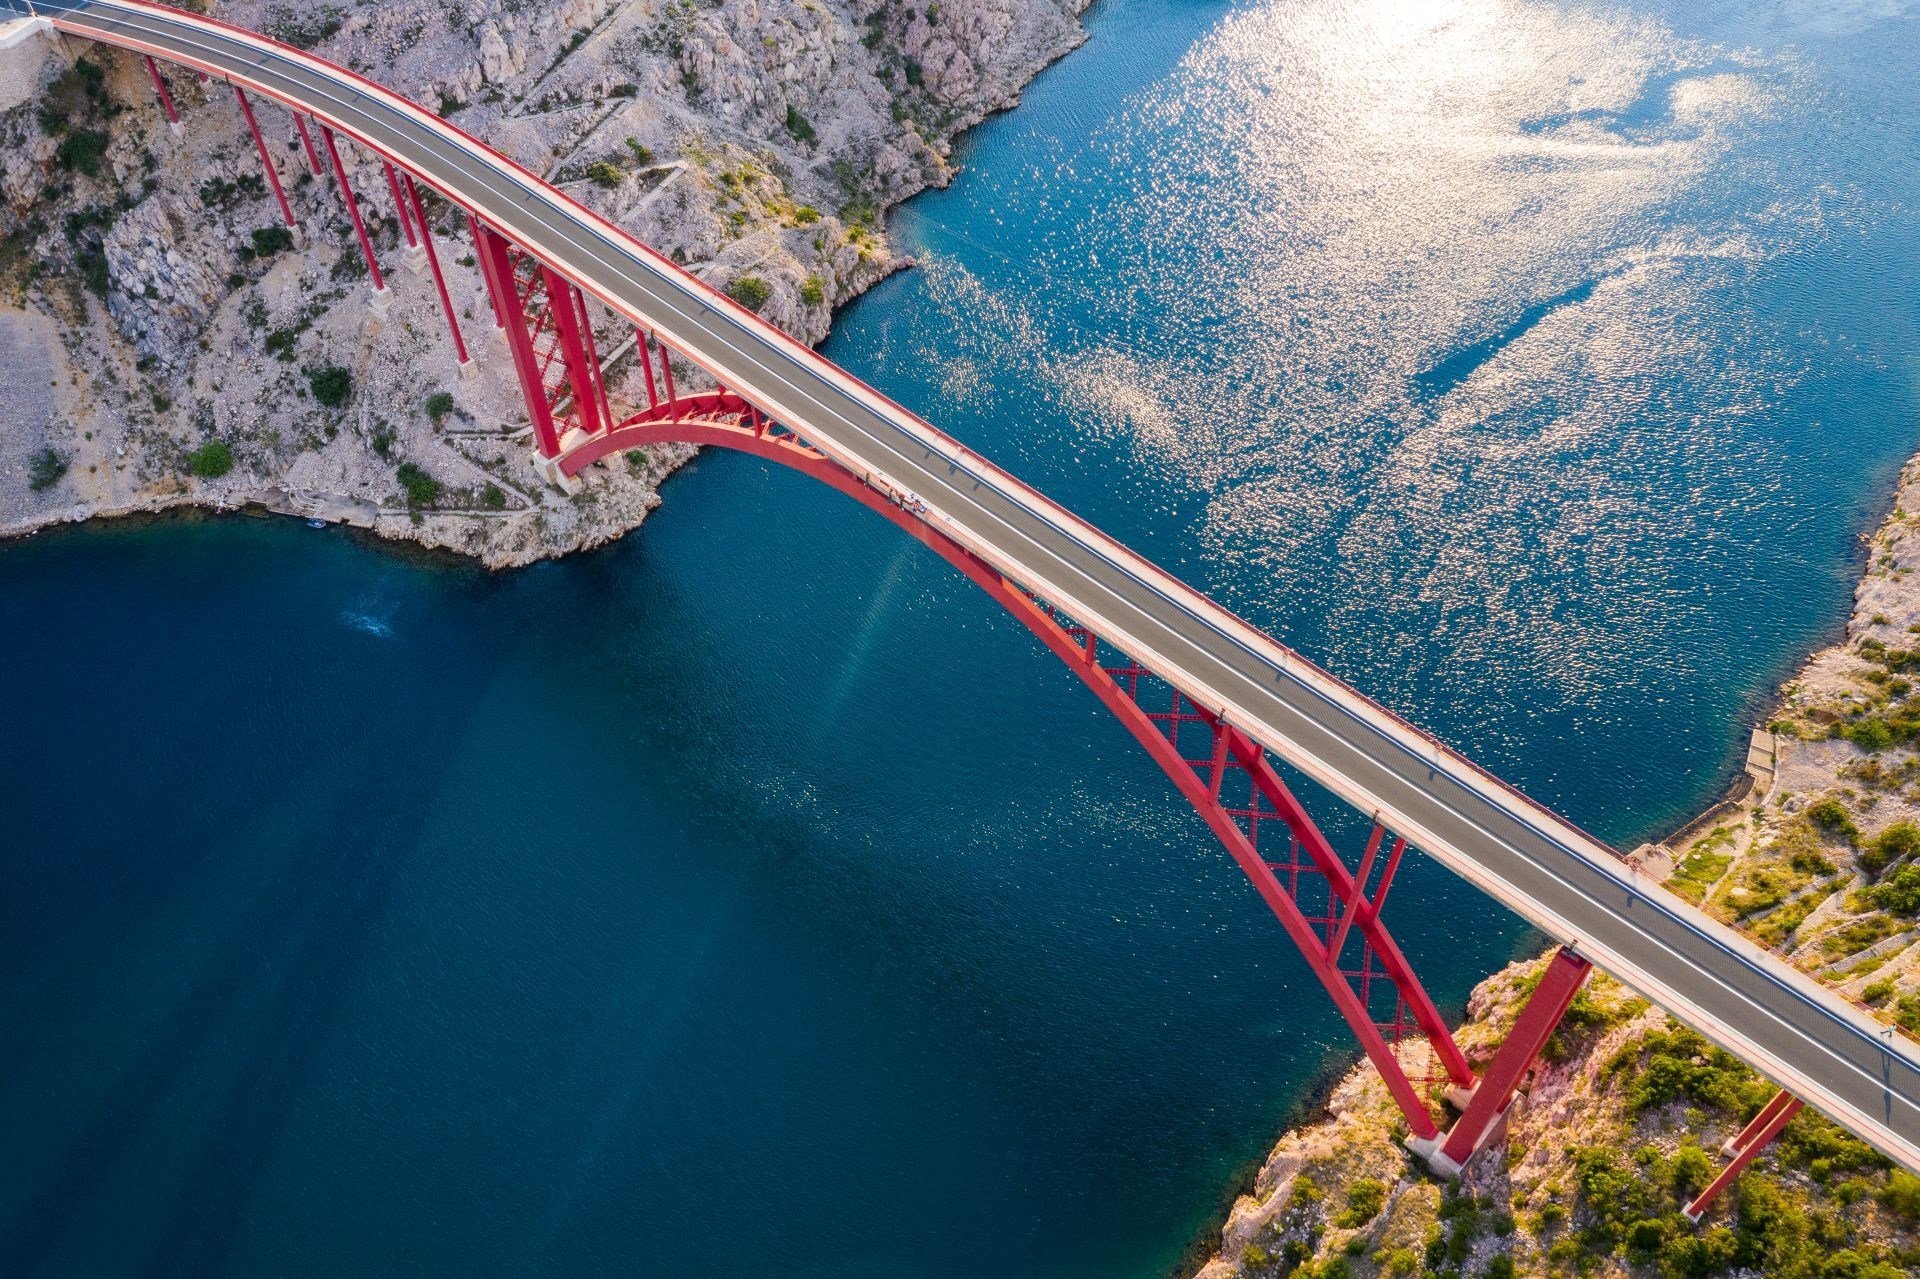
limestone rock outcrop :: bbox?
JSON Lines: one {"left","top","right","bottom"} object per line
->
{"left": 0, "top": 0, "right": 1091, "bottom": 565}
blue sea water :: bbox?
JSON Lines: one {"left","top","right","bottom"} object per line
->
{"left": 4, "top": 1, "right": 1920, "bottom": 1275}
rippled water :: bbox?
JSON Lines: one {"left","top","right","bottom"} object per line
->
{"left": 3, "top": 1, "right": 1919, "bottom": 1276}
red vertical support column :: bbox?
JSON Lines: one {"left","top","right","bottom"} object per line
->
{"left": 384, "top": 161, "right": 417, "bottom": 249}
{"left": 474, "top": 223, "right": 560, "bottom": 457}
{"left": 293, "top": 114, "right": 324, "bottom": 176}
{"left": 233, "top": 86, "right": 294, "bottom": 228}
{"left": 542, "top": 265, "right": 606, "bottom": 440}
{"left": 470, "top": 214, "right": 506, "bottom": 331}
{"left": 1685, "top": 1090, "right": 1803, "bottom": 1220}
{"left": 1426, "top": 947, "right": 1592, "bottom": 1173}
{"left": 636, "top": 330, "right": 660, "bottom": 407}
{"left": 319, "top": 125, "right": 388, "bottom": 299}
{"left": 574, "top": 288, "right": 612, "bottom": 432}
{"left": 659, "top": 336, "right": 678, "bottom": 405}
{"left": 404, "top": 175, "right": 468, "bottom": 369}
{"left": 144, "top": 56, "right": 180, "bottom": 128}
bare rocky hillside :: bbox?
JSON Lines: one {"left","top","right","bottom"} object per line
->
{"left": 0, "top": 0, "right": 1090, "bottom": 564}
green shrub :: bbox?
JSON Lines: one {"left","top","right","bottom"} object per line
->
{"left": 265, "top": 328, "right": 299, "bottom": 359}
{"left": 27, "top": 447, "right": 68, "bottom": 492}
{"left": 1807, "top": 797, "right": 1861, "bottom": 846}
{"left": 395, "top": 462, "right": 441, "bottom": 508}
{"left": 306, "top": 365, "right": 352, "bottom": 407}
{"left": 1332, "top": 1178, "right": 1387, "bottom": 1229}
{"left": 480, "top": 483, "right": 506, "bottom": 511}
{"left": 1481, "top": 1258, "right": 1514, "bottom": 1279}
{"left": 1290, "top": 1174, "right": 1322, "bottom": 1208}
{"left": 624, "top": 448, "right": 649, "bottom": 475}
{"left": 1607, "top": 1026, "right": 1773, "bottom": 1117}
{"left": 1660, "top": 1227, "right": 1739, "bottom": 1279}
{"left": 186, "top": 439, "right": 233, "bottom": 479}
{"left": 1882, "top": 1169, "right": 1920, "bottom": 1220}
{"left": 792, "top": 205, "right": 821, "bottom": 224}
{"left": 1841, "top": 718, "right": 1896, "bottom": 753}
{"left": 586, "top": 160, "right": 623, "bottom": 189}
{"left": 251, "top": 226, "right": 294, "bottom": 256}
{"left": 801, "top": 274, "right": 826, "bottom": 306}
{"left": 1376, "top": 1248, "right": 1418, "bottom": 1276}
{"left": 1669, "top": 1142, "right": 1714, "bottom": 1198}
{"left": 1864, "top": 820, "right": 1920, "bottom": 875}
{"left": 55, "top": 129, "right": 110, "bottom": 176}
{"left": 76, "top": 247, "right": 110, "bottom": 299}
{"left": 784, "top": 104, "right": 816, "bottom": 144}
{"left": 424, "top": 391, "right": 455, "bottom": 423}
{"left": 1776, "top": 1110, "right": 1884, "bottom": 1182}
{"left": 624, "top": 137, "right": 653, "bottom": 165}
{"left": 1867, "top": 864, "right": 1920, "bottom": 916}
{"left": 1863, "top": 978, "right": 1896, "bottom": 1005}
{"left": 726, "top": 274, "right": 771, "bottom": 311}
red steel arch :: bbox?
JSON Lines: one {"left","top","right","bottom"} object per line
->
{"left": 565, "top": 384, "right": 1474, "bottom": 1135}
{"left": 88, "top": 2, "right": 1480, "bottom": 1141}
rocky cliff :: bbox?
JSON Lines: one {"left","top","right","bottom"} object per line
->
{"left": 0, "top": 0, "right": 1091, "bottom": 565}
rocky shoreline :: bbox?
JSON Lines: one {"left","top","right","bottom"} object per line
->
{"left": 1190, "top": 459, "right": 1920, "bottom": 1277}
{"left": 1, "top": 0, "right": 1092, "bottom": 566}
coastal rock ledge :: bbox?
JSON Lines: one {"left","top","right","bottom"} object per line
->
{"left": 1192, "top": 954, "right": 1920, "bottom": 1279}
{"left": 0, "top": 0, "right": 1090, "bottom": 566}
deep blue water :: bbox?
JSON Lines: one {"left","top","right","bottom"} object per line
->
{"left": 5, "top": 1, "right": 1920, "bottom": 1275}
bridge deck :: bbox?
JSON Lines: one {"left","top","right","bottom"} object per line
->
{"left": 36, "top": 0, "right": 1920, "bottom": 1171}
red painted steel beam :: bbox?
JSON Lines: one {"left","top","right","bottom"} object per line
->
{"left": 233, "top": 85, "right": 294, "bottom": 228}
{"left": 576, "top": 289, "right": 612, "bottom": 431}
{"left": 636, "top": 330, "right": 660, "bottom": 407}
{"left": 469, "top": 214, "right": 506, "bottom": 331}
{"left": 1685, "top": 1090, "right": 1803, "bottom": 1220}
{"left": 293, "top": 113, "right": 323, "bottom": 176}
{"left": 474, "top": 222, "right": 559, "bottom": 456}
{"left": 1435, "top": 946, "right": 1591, "bottom": 1169}
{"left": 1325, "top": 824, "right": 1386, "bottom": 965}
{"left": 320, "top": 124, "right": 387, "bottom": 294}
{"left": 143, "top": 55, "right": 179, "bottom": 126}
{"left": 557, "top": 403, "right": 1468, "bottom": 1140}
{"left": 542, "top": 266, "right": 605, "bottom": 437}
{"left": 384, "top": 160, "right": 417, "bottom": 249}
{"left": 1229, "top": 738, "right": 1472, "bottom": 1089}
{"left": 405, "top": 173, "right": 468, "bottom": 367}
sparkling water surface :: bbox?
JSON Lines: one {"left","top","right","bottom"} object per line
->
{"left": 4, "top": 1, "right": 1919, "bottom": 1274}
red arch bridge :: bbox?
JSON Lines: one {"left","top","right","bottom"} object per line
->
{"left": 19, "top": 0, "right": 1920, "bottom": 1213}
